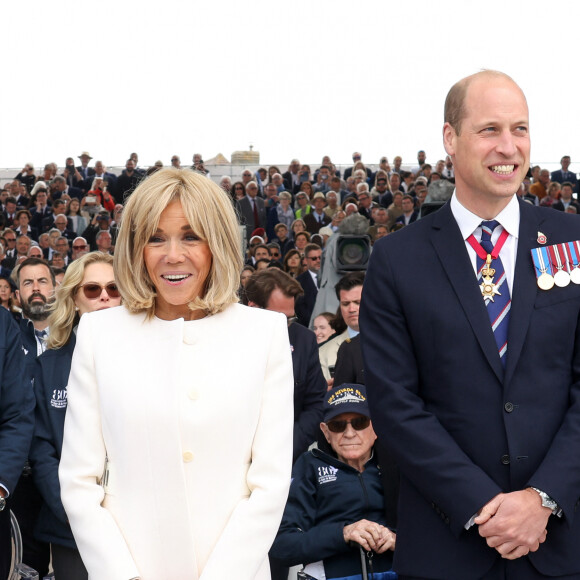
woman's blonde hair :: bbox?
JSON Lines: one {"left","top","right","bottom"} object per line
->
{"left": 114, "top": 167, "right": 243, "bottom": 318}
{"left": 47, "top": 252, "right": 115, "bottom": 349}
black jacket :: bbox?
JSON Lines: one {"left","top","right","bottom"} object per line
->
{"left": 288, "top": 323, "right": 326, "bottom": 461}
{"left": 270, "top": 447, "right": 394, "bottom": 578}
{"left": 29, "top": 339, "right": 77, "bottom": 548}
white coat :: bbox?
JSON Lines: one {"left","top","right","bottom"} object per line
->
{"left": 59, "top": 303, "right": 294, "bottom": 580}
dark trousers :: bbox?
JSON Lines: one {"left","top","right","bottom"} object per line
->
{"left": 269, "top": 556, "right": 289, "bottom": 580}
{"left": 11, "top": 475, "right": 50, "bottom": 578}
{"left": 400, "top": 556, "right": 580, "bottom": 580}
{"left": 51, "top": 544, "right": 88, "bottom": 580}
{"left": 0, "top": 505, "right": 11, "bottom": 580}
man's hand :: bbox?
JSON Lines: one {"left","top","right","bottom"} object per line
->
{"left": 343, "top": 519, "right": 396, "bottom": 553}
{"left": 475, "top": 489, "right": 550, "bottom": 559}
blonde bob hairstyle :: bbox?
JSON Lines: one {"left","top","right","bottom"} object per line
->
{"left": 114, "top": 167, "right": 243, "bottom": 318}
{"left": 47, "top": 252, "right": 115, "bottom": 350}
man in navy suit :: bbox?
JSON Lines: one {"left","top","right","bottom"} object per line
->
{"left": 295, "top": 243, "right": 322, "bottom": 327}
{"left": 361, "top": 70, "right": 580, "bottom": 579}
{"left": 551, "top": 155, "right": 578, "bottom": 193}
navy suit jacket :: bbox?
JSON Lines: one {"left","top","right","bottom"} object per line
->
{"left": 360, "top": 199, "right": 580, "bottom": 579}
{"left": 287, "top": 323, "right": 326, "bottom": 462}
{"left": 295, "top": 270, "right": 318, "bottom": 327}
{"left": 551, "top": 169, "right": 578, "bottom": 192}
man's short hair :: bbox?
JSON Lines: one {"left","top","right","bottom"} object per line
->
{"left": 304, "top": 243, "right": 321, "bottom": 258}
{"left": 562, "top": 181, "right": 573, "bottom": 190}
{"left": 274, "top": 223, "right": 287, "bottom": 232}
{"left": 335, "top": 271, "right": 365, "bottom": 300}
{"left": 15, "top": 257, "right": 56, "bottom": 288}
{"left": 444, "top": 70, "right": 516, "bottom": 135}
{"left": 243, "top": 269, "right": 303, "bottom": 307}
{"left": 52, "top": 176, "right": 66, "bottom": 186}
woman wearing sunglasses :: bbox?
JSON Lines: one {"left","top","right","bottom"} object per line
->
{"left": 270, "top": 384, "right": 397, "bottom": 580}
{"left": 29, "top": 252, "right": 121, "bottom": 580}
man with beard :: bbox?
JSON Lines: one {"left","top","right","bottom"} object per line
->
{"left": 13, "top": 257, "right": 56, "bottom": 578}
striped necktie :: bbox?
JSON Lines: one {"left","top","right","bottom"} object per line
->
{"left": 477, "top": 220, "right": 511, "bottom": 367}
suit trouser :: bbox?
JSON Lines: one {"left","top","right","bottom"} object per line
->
{"left": 0, "top": 503, "right": 10, "bottom": 580}
{"left": 51, "top": 544, "right": 88, "bottom": 580}
{"left": 399, "top": 556, "right": 580, "bottom": 580}
{"left": 10, "top": 475, "right": 50, "bottom": 578}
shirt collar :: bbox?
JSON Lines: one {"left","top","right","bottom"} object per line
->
{"left": 450, "top": 191, "right": 520, "bottom": 240}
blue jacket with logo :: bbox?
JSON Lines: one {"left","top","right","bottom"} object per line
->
{"left": 270, "top": 447, "right": 394, "bottom": 578}
{"left": 29, "top": 337, "right": 77, "bottom": 548}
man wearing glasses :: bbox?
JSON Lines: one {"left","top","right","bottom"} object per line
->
{"left": 296, "top": 244, "right": 322, "bottom": 327}
{"left": 71, "top": 237, "right": 89, "bottom": 262}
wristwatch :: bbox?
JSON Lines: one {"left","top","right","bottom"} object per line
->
{"left": 0, "top": 496, "right": 6, "bottom": 512}
{"left": 531, "top": 487, "right": 562, "bottom": 517}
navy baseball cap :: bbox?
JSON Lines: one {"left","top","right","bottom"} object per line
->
{"left": 323, "top": 384, "right": 370, "bottom": 422}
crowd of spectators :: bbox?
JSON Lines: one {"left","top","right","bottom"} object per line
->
{"left": 1, "top": 148, "right": 578, "bottom": 577}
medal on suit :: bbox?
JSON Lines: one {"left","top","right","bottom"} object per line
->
{"left": 549, "top": 244, "right": 570, "bottom": 288}
{"left": 480, "top": 254, "right": 501, "bottom": 300}
{"left": 467, "top": 228, "right": 509, "bottom": 303}
{"left": 566, "top": 241, "right": 580, "bottom": 285}
{"left": 531, "top": 246, "right": 555, "bottom": 290}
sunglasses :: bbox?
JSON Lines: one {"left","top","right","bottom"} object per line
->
{"left": 73, "top": 244, "right": 87, "bottom": 250}
{"left": 79, "top": 282, "right": 120, "bottom": 299}
{"left": 326, "top": 416, "right": 370, "bottom": 433}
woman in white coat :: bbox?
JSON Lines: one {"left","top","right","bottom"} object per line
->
{"left": 59, "top": 168, "right": 295, "bottom": 580}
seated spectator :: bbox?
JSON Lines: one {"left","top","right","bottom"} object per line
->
{"left": 95, "top": 230, "right": 113, "bottom": 255}
{"left": 540, "top": 181, "right": 561, "bottom": 208}
{"left": 231, "top": 181, "right": 246, "bottom": 201}
{"left": 294, "top": 231, "right": 310, "bottom": 255}
{"left": 386, "top": 192, "right": 404, "bottom": 229}
{"left": 283, "top": 249, "right": 302, "bottom": 278}
{"left": 313, "top": 312, "right": 335, "bottom": 346}
{"left": 267, "top": 243, "right": 282, "bottom": 263}
{"left": 270, "top": 384, "right": 396, "bottom": 580}
{"left": 553, "top": 182, "right": 580, "bottom": 212}
{"left": 65, "top": 198, "right": 88, "bottom": 235}
{"left": 291, "top": 219, "right": 307, "bottom": 240}
{"left": 272, "top": 223, "right": 293, "bottom": 258}
{"left": 267, "top": 191, "right": 294, "bottom": 241}
{"left": 0, "top": 275, "right": 19, "bottom": 316}
{"left": 71, "top": 237, "right": 89, "bottom": 262}
{"left": 295, "top": 192, "right": 312, "bottom": 220}
{"left": 246, "top": 243, "right": 270, "bottom": 267}
{"left": 304, "top": 193, "right": 331, "bottom": 234}
{"left": 395, "top": 194, "right": 419, "bottom": 226}
{"left": 255, "top": 258, "right": 271, "bottom": 271}
{"left": 87, "top": 177, "right": 115, "bottom": 213}
{"left": 15, "top": 164, "right": 37, "bottom": 193}
{"left": 13, "top": 210, "right": 38, "bottom": 242}
{"left": 324, "top": 191, "right": 340, "bottom": 219}
{"left": 239, "top": 265, "right": 255, "bottom": 290}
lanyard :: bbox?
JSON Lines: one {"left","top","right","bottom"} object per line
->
{"left": 467, "top": 228, "right": 509, "bottom": 261}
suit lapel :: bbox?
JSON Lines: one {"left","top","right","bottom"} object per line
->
{"left": 503, "top": 200, "right": 543, "bottom": 385}
{"left": 430, "top": 203, "right": 504, "bottom": 382}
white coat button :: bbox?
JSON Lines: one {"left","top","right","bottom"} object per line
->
{"left": 183, "top": 331, "right": 196, "bottom": 345}
{"left": 188, "top": 390, "right": 199, "bottom": 400}
{"left": 183, "top": 451, "right": 194, "bottom": 462}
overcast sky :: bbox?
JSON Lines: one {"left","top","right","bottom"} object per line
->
{"left": 2, "top": 0, "right": 578, "bottom": 172}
